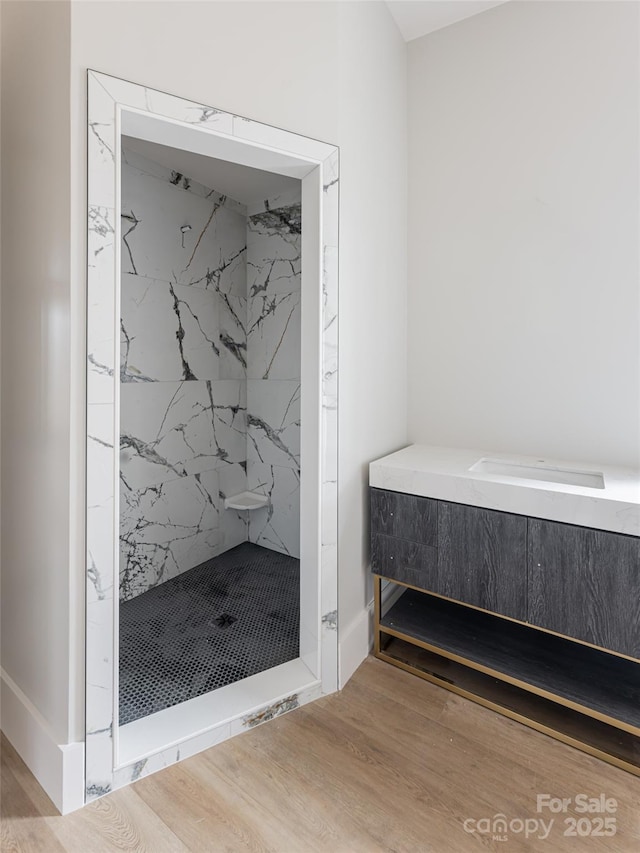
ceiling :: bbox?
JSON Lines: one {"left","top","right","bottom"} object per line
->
{"left": 386, "top": 0, "right": 509, "bottom": 41}
{"left": 121, "top": 136, "right": 300, "bottom": 206}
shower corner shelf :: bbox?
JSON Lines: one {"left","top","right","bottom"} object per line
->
{"left": 224, "top": 491, "right": 269, "bottom": 511}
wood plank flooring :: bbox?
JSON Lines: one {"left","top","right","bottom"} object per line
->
{"left": 2, "top": 656, "right": 639, "bottom": 852}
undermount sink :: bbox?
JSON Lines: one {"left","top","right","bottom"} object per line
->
{"left": 469, "top": 458, "right": 605, "bottom": 490}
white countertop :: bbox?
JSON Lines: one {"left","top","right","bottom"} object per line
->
{"left": 369, "top": 445, "right": 640, "bottom": 536}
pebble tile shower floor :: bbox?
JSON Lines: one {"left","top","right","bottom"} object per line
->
{"left": 119, "top": 542, "right": 300, "bottom": 725}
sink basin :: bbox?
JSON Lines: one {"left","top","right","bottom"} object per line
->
{"left": 469, "top": 458, "right": 605, "bottom": 489}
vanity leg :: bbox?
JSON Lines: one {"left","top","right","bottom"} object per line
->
{"left": 374, "top": 575, "right": 392, "bottom": 653}
{"left": 374, "top": 574, "right": 381, "bottom": 655}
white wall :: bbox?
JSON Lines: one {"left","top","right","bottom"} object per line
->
{"left": 407, "top": 1, "right": 640, "bottom": 469}
{"left": 335, "top": 2, "right": 408, "bottom": 672}
{"left": 0, "top": 4, "right": 3, "bottom": 736}
{"left": 70, "top": 1, "right": 407, "bottom": 697}
{"left": 1, "top": 0, "right": 74, "bottom": 744}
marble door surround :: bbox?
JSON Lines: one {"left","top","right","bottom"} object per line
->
{"left": 86, "top": 71, "right": 339, "bottom": 801}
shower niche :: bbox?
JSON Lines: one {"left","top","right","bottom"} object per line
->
{"left": 86, "top": 72, "right": 338, "bottom": 800}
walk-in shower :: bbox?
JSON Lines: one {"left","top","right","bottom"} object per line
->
{"left": 85, "top": 71, "right": 338, "bottom": 800}
{"left": 117, "top": 139, "right": 303, "bottom": 723}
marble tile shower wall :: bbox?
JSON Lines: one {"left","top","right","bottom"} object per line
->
{"left": 119, "top": 151, "right": 302, "bottom": 600}
{"left": 246, "top": 190, "right": 302, "bottom": 558}
{"left": 119, "top": 149, "right": 249, "bottom": 601}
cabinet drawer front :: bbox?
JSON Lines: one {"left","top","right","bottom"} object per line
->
{"left": 370, "top": 488, "right": 437, "bottom": 546}
{"left": 528, "top": 519, "right": 640, "bottom": 659}
{"left": 371, "top": 533, "right": 438, "bottom": 590}
{"left": 437, "top": 501, "right": 527, "bottom": 621}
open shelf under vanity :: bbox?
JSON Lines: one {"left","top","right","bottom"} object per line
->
{"left": 375, "top": 578, "right": 640, "bottom": 774}
{"left": 375, "top": 579, "right": 640, "bottom": 773}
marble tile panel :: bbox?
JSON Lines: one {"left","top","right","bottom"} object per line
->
{"left": 321, "top": 480, "right": 338, "bottom": 554}
{"left": 247, "top": 291, "right": 301, "bottom": 381}
{"left": 320, "top": 151, "right": 339, "bottom": 667}
{"left": 247, "top": 206, "right": 301, "bottom": 298}
{"left": 121, "top": 163, "right": 246, "bottom": 295}
{"left": 111, "top": 724, "right": 233, "bottom": 793}
{"left": 119, "top": 469, "right": 222, "bottom": 601}
{"left": 107, "top": 678, "right": 324, "bottom": 796}
{"left": 232, "top": 114, "right": 335, "bottom": 162}
{"left": 320, "top": 609, "right": 339, "bottom": 694}
{"left": 88, "top": 75, "right": 117, "bottom": 209}
{"left": 322, "top": 246, "right": 338, "bottom": 404}
{"left": 218, "top": 291, "right": 247, "bottom": 380}
{"left": 120, "top": 274, "right": 220, "bottom": 382}
{"left": 90, "top": 72, "right": 236, "bottom": 137}
{"left": 87, "top": 404, "right": 116, "bottom": 516}
{"left": 86, "top": 597, "right": 115, "bottom": 732}
{"left": 246, "top": 235, "right": 301, "bottom": 298}
{"left": 322, "top": 247, "right": 338, "bottom": 486}
{"left": 148, "top": 89, "right": 235, "bottom": 135}
{"left": 87, "top": 499, "right": 115, "bottom": 607}
{"left": 212, "top": 232, "right": 247, "bottom": 298}
{"left": 218, "top": 462, "right": 250, "bottom": 551}
{"left": 230, "top": 682, "right": 323, "bottom": 737}
{"left": 322, "top": 406, "right": 338, "bottom": 486}
{"left": 90, "top": 71, "right": 149, "bottom": 114}
{"left": 120, "top": 380, "right": 246, "bottom": 490}
{"left": 247, "top": 380, "right": 300, "bottom": 470}
{"left": 85, "top": 728, "right": 115, "bottom": 800}
{"left": 122, "top": 147, "right": 246, "bottom": 215}
{"left": 204, "top": 379, "right": 247, "bottom": 470}
{"left": 87, "top": 404, "right": 116, "bottom": 605}
{"left": 88, "top": 206, "right": 117, "bottom": 405}
{"left": 322, "top": 151, "right": 339, "bottom": 249}
{"left": 248, "top": 463, "right": 300, "bottom": 558}
{"left": 247, "top": 187, "right": 301, "bottom": 218}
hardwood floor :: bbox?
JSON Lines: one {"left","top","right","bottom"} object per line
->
{"left": 2, "top": 656, "right": 639, "bottom": 852}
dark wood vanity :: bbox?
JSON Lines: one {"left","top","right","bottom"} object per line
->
{"left": 370, "top": 486, "right": 640, "bottom": 775}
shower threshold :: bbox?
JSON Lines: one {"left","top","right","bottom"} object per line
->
{"left": 117, "top": 657, "right": 320, "bottom": 768}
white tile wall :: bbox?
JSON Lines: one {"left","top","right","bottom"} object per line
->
{"left": 246, "top": 194, "right": 301, "bottom": 557}
{"left": 118, "top": 153, "right": 303, "bottom": 589}
{"left": 119, "top": 151, "right": 248, "bottom": 599}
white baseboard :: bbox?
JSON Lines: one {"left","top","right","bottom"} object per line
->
{"left": 1, "top": 669, "right": 84, "bottom": 814}
{"left": 338, "top": 604, "right": 373, "bottom": 688}
{"left": 338, "top": 581, "right": 408, "bottom": 688}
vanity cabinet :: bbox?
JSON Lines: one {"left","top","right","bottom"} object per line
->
{"left": 370, "top": 490, "right": 527, "bottom": 619}
{"left": 370, "top": 487, "right": 640, "bottom": 658}
{"left": 370, "top": 489, "right": 439, "bottom": 590}
{"left": 370, "top": 485, "right": 640, "bottom": 777}
{"left": 370, "top": 488, "right": 437, "bottom": 545}
{"left": 528, "top": 518, "right": 640, "bottom": 659}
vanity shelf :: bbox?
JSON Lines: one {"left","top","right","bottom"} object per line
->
{"left": 377, "top": 632, "right": 640, "bottom": 774}
{"left": 379, "top": 585, "right": 640, "bottom": 731}
{"left": 375, "top": 579, "right": 640, "bottom": 775}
